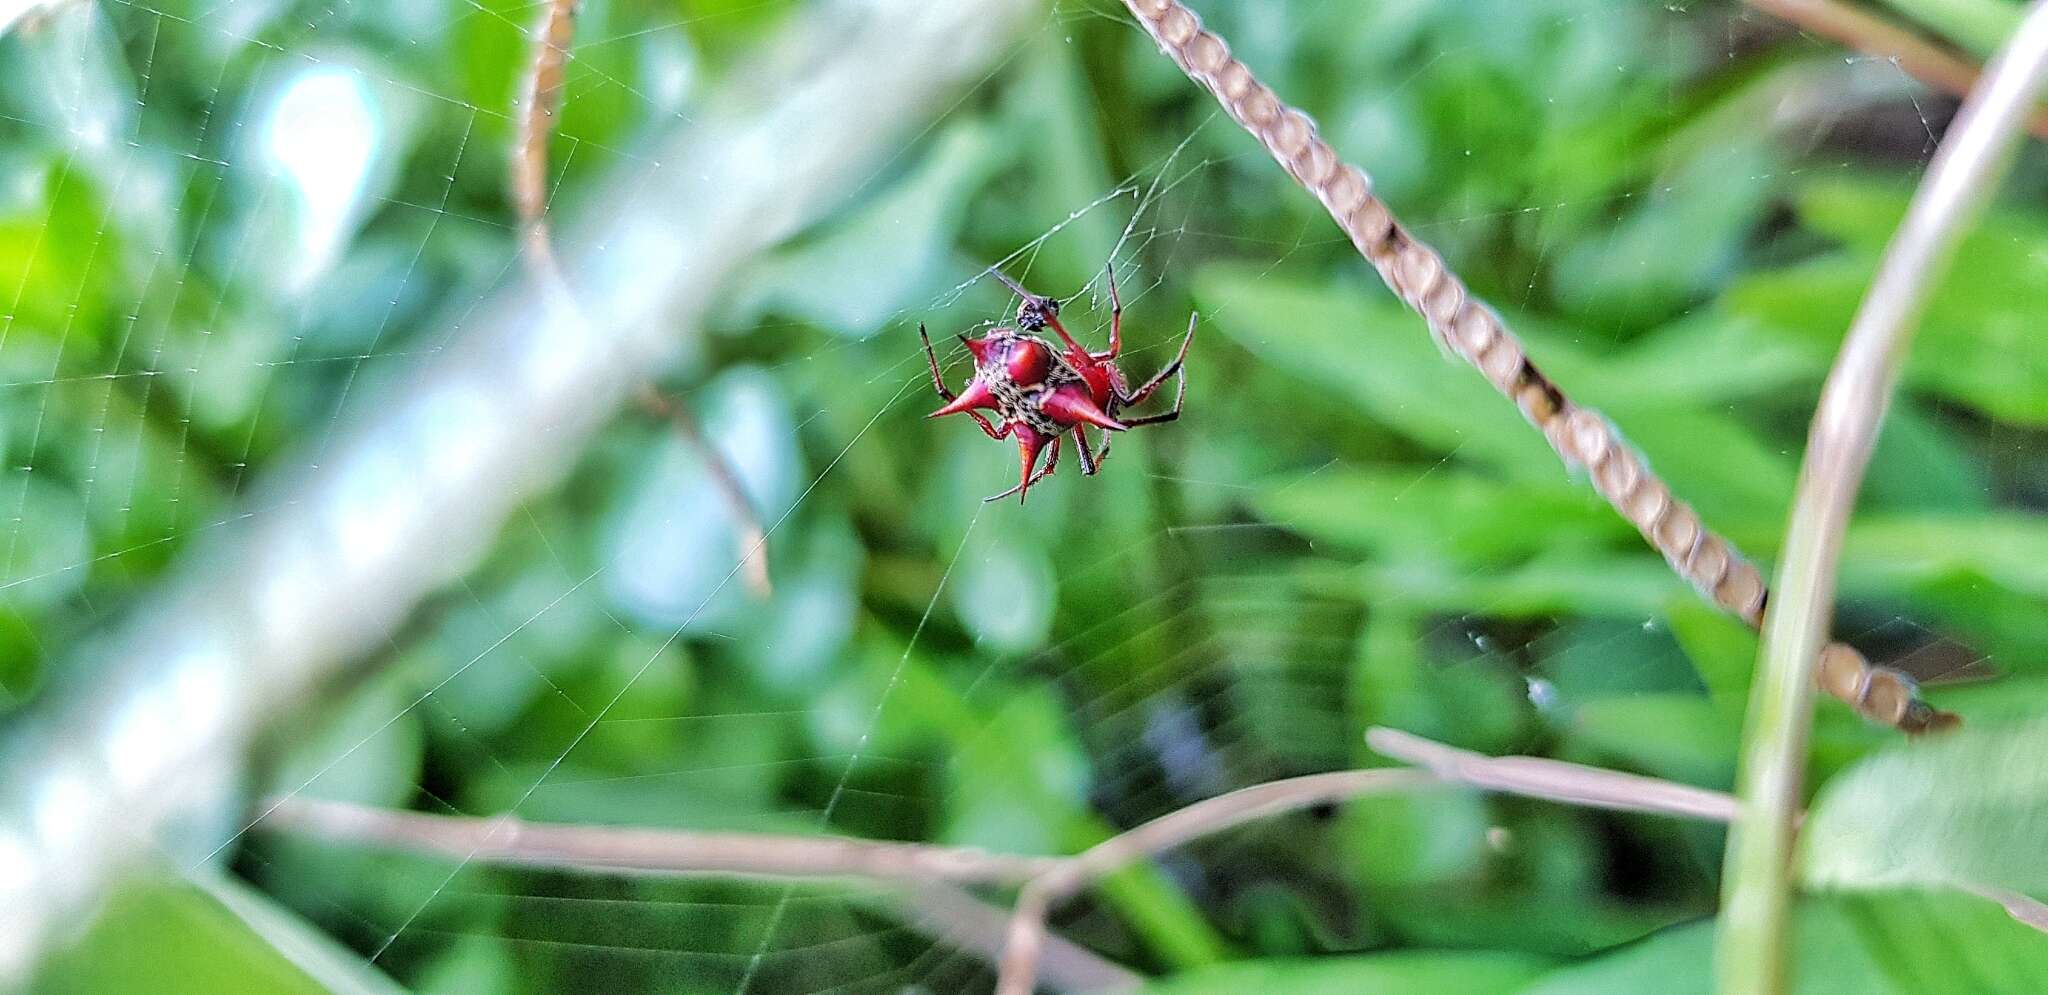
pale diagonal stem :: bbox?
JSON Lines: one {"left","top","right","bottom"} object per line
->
{"left": 1366, "top": 727, "right": 1740, "bottom": 823}
{"left": 1718, "top": 3, "right": 2048, "bottom": 991}
{"left": 260, "top": 795, "right": 1064, "bottom": 884}
{"left": 1115, "top": 0, "right": 1951, "bottom": 733}
{"left": 0, "top": 0, "right": 1037, "bottom": 980}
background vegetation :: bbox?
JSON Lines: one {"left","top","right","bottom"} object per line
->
{"left": 4, "top": 0, "right": 2047, "bottom": 991}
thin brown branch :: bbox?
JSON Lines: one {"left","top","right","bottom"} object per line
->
{"left": 639, "top": 387, "right": 774, "bottom": 598}
{"left": 901, "top": 883, "right": 1144, "bottom": 993}
{"left": 513, "top": 0, "right": 577, "bottom": 260}
{"left": 1115, "top": 0, "right": 1951, "bottom": 732}
{"left": 264, "top": 739, "right": 2043, "bottom": 995}
{"left": 988, "top": 724, "right": 1768, "bottom": 994}
{"left": 511, "top": 1, "right": 770, "bottom": 598}
{"left": 259, "top": 795, "right": 1062, "bottom": 884}
{"left": 993, "top": 769, "right": 1434, "bottom": 995}
{"left": 1748, "top": 0, "right": 2048, "bottom": 139}
{"left": 1365, "top": 727, "right": 1741, "bottom": 823}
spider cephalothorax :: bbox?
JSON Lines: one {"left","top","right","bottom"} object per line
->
{"left": 920, "top": 266, "right": 1195, "bottom": 502}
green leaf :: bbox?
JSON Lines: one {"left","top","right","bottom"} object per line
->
{"left": 732, "top": 122, "right": 1006, "bottom": 338}
{"left": 1193, "top": 264, "right": 1560, "bottom": 482}
{"left": 1257, "top": 467, "right": 1624, "bottom": 565}
{"left": 1862, "top": 401, "right": 1992, "bottom": 513}
{"left": 1666, "top": 601, "right": 1757, "bottom": 707}
{"left": 1579, "top": 313, "right": 1823, "bottom": 410}
{"left": 1595, "top": 404, "right": 1792, "bottom": 533}
{"left": 1352, "top": 606, "right": 1531, "bottom": 756}
{"left": 194, "top": 874, "right": 410, "bottom": 995}
{"left": 949, "top": 533, "right": 1055, "bottom": 654}
{"left": 998, "top": 32, "right": 1125, "bottom": 291}
{"left": 946, "top": 687, "right": 1090, "bottom": 856}
{"left": 36, "top": 871, "right": 344, "bottom": 995}
{"left": 1551, "top": 136, "right": 1779, "bottom": 325}
{"left": 1137, "top": 949, "right": 1553, "bottom": 995}
{"left": 1522, "top": 891, "right": 2048, "bottom": 994}
{"left": 1803, "top": 715, "right": 2048, "bottom": 904}
{"left": 1842, "top": 513, "right": 2048, "bottom": 601}
{"left": 1873, "top": 0, "right": 2019, "bottom": 58}
{"left": 1363, "top": 551, "right": 1683, "bottom": 620}
{"left": 265, "top": 669, "right": 425, "bottom": 809}
{"left": 1567, "top": 694, "right": 1738, "bottom": 791}
{"left": 1728, "top": 177, "right": 2048, "bottom": 427}
{"left": 1343, "top": 785, "right": 1493, "bottom": 889}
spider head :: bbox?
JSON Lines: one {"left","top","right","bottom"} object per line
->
{"left": 1015, "top": 295, "right": 1058, "bottom": 331}
{"left": 990, "top": 268, "right": 1060, "bottom": 332}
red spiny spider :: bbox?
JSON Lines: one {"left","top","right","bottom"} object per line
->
{"left": 920, "top": 265, "right": 1195, "bottom": 502}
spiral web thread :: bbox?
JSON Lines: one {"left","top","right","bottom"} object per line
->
{"left": 1119, "top": 0, "right": 1954, "bottom": 733}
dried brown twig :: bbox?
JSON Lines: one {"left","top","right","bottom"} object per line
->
{"left": 261, "top": 729, "right": 1763, "bottom": 994}
{"left": 901, "top": 883, "right": 1146, "bottom": 993}
{"left": 511, "top": 0, "right": 771, "bottom": 597}
{"left": 287, "top": 731, "right": 2048, "bottom": 990}
{"left": 261, "top": 797, "right": 1141, "bottom": 990}
{"left": 638, "top": 387, "right": 773, "bottom": 597}
{"left": 513, "top": 0, "right": 577, "bottom": 263}
{"left": 1115, "top": 0, "right": 1952, "bottom": 733}
{"left": 261, "top": 795, "right": 1062, "bottom": 883}
{"left": 1747, "top": 0, "right": 2048, "bottom": 139}
{"left": 990, "top": 727, "right": 1769, "bottom": 995}
{"left": 1365, "top": 728, "right": 1740, "bottom": 823}
{"left": 994, "top": 769, "right": 1432, "bottom": 995}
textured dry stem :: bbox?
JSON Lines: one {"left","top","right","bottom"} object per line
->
{"left": 1118, "top": 0, "right": 1951, "bottom": 733}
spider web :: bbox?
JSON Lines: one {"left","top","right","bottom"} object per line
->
{"left": 2, "top": 0, "right": 2034, "bottom": 993}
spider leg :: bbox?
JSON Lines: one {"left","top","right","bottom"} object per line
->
{"left": 961, "top": 411, "right": 1004, "bottom": 440}
{"left": 1116, "top": 310, "right": 1197, "bottom": 412}
{"left": 1074, "top": 428, "right": 1100, "bottom": 476}
{"left": 918, "top": 323, "right": 953, "bottom": 397}
{"left": 1090, "top": 261, "right": 1122, "bottom": 362}
{"left": 920, "top": 323, "right": 1002, "bottom": 439}
{"left": 984, "top": 430, "right": 1060, "bottom": 503}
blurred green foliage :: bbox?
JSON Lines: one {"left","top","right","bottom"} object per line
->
{"left": 5, "top": 0, "right": 2048, "bottom": 991}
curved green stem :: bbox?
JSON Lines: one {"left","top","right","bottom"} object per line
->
{"left": 1715, "top": 3, "right": 2048, "bottom": 992}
